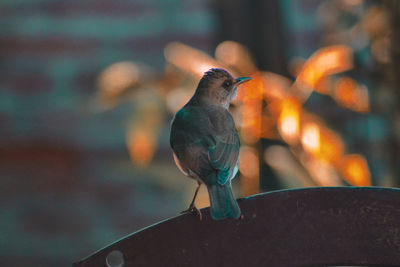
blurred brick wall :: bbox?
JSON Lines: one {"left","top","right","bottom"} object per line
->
{"left": 0, "top": 0, "right": 216, "bottom": 266}
{"left": 0, "top": 0, "right": 216, "bottom": 147}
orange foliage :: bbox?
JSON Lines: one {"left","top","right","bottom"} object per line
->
{"left": 301, "top": 120, "right": 344, "bottom": 165}
{"left": 164, "top": 42, "right": 223, "bottom": 78}
{"left": 297, "top": 45, "right": 353, "bottom": 88}
{"left": 277, "top": 97, "right": 301, "bottom": 143}
{"left": 237, "top": 73, "right": 264, "bottom": 144}
{"left": 127, "top": 130, "right": 156, "bottom": 166}
{"left": 340, "top": 154, "right": 371, "bottom": 186}
{"left": 334, "top": 77, "right": 369, "bottom": 113}
{"left": 239, "top": 146, "right": 260, "bottom": 195}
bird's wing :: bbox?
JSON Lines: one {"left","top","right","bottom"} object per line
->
{"left": 171, "top": 106, "right": 240, "bottom": 185}
{"left": 170, "top": 106, "right": 214, "bottom": 148}
{"left": 208, "top": 129, "right": 240, "bottom": 185}
{"left": 207, "top": 109, "right": 240, "bottom": 185}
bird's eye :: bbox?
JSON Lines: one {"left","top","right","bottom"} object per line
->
{"left": 223, "top": 80, "right": 232, "bottom": 88}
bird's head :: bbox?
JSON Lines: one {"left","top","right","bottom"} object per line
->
{"left": 194, "top": 68, "right": 252, "bottom": 108}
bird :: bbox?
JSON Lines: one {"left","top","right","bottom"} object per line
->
{"left": 170, "top": 68, "right": 252, "bottom": 220}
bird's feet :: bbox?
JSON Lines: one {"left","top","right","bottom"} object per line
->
{"left": 181, "top": 204, "right": 202, "bottom": 220}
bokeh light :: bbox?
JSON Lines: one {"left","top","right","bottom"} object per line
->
{"left": 340, "top": 154, "right": 371, "bottom": 186}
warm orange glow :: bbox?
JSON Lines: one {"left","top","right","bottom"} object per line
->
{"left": 127, "top": 130, "right": 156, "bottom": 166}
{"left": 293, "top": 45, "right": 353, "bottom": 101}
{"left": 97, "top": 61, "right": 139, "bottom": 108}
{"left": 237, "top": 74, "right": 264, "bottom": 144}
{"left": 341, "top": 154, "right": 371, "bottom": 186}
{"left": 166, "top": 87, "right": 193, "bottom": 113}
{"left": 235, "top": 74, "right": 265, "bottom": 193}
{"left": 314, "top": 77, "right": 331, "bottom": 95}
{"left": 304, "top": 159, "right": 343, "bottom": 186}
{"left": 278, "top": 97, "right": 301, "bottom": 143}
{"left": 281, "top": 117, "right": 298, "bottom": 138}
{"left": 301, "top": 123, "right": 320, "bottom": 153}
{"left": 215, "top": 41, "right": 258, "bottom": 74}
{"left": 261, "top": 116, "right": 279, "bottom": 140}
{"left": 335, "top": 77, "right": 356, "bottom": 105}
{"left": 164, "top": 42, "right": 223, "bottom": 78}
{"left": 301, "top": 120, "right": 344, "bottom": 164}
{"left": 300, "top": 46, "right": 353, "bottom": 87}
{"left": 239, "top": 104, "right": 262, "bottom": 144}
{"left": 264, "top": 145, "right": 316, "bottom": 187}
{"left": 261, "top": 72, "right": 290, "bottom": 101}
{"left": 299, "top": 64, "right": 323, "bottom": 88}
{"left": 239, "top": 146, "right": 260, "bottom": 196}
{"left": 215, "top": 41, "right": 241, "bottom": 67}
{"left": 194, "top": 186, "right": 210, "bottom": 209}
{"left": 237, "top": 73, "right": 264, "bottom": 101}
{"left": 239, "top": 146, "right": 259, "bottom": 177}
{"left": 126, "top": 99, "right": 162, "bottom": 166}
{"left": 319, "top": 129, "right": 344, "bottom": 164}
{"left": 159, "top": 42, "right": 371, "bottom": 191}
{"left": 334, "top": 77, "right": 369, "bottom": 113}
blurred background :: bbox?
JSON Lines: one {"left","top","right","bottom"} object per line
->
{"left": 1, "top": 0, "right": 400, "bottom": 265}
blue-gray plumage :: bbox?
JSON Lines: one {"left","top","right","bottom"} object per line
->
{"left": 170, "top": 68, "right": 252, "bottom": 220}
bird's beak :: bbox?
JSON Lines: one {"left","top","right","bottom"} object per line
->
{"left": 235, "top": 77, "right": 252, "bottom": 85}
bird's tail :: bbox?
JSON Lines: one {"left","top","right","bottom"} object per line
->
{"left": 207, "top": 182, "right": 241, "bottom": 220}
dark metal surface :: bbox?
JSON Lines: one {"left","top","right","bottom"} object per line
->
{"left": 74, "top": 187, "right": 400, "bottom": 267}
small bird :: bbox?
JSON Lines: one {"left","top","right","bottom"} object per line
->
{"left": 170, "top": 68, "right": 252, "bottom": 220}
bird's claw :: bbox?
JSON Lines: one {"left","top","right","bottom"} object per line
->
{"left": 181, "top": 204, "right": 202, "bottom": 220}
